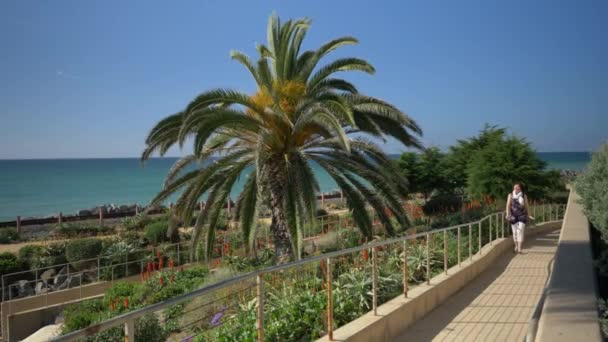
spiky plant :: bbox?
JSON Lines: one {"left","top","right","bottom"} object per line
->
{"left": 141, "top": 14, "right": 422, "bottom": 262}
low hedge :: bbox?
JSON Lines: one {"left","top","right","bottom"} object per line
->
{"left": 54, "top": 223, "right": 113, "bottom": 238}
{"left": 0, "top": 252, "right": 26, "bottom": 276}
{"left": 0, "top": 228, "right": 20, "bottom": 244}
{"left": 144, "top": 221, "right": 178, "bottom": 245}
{"left": 66, "top": 238, "right": 103, "bottom": 270}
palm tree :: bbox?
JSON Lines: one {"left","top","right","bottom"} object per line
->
{"left": 141, "top": 14, "right": 423, "bottom": 262}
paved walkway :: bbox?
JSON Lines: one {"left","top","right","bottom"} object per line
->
{"left": 396, "top": 228, "right": 560, "bottom": 342}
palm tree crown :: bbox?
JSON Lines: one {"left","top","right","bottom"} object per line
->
{"left": 142, "top": 14, "right": 423, "bottom": 261}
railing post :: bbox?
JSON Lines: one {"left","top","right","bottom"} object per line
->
{"left": 426, "top": 233, "right": 431, "bottom": 285}
{"left": 489, "top": 215, "right": 493, "bottom": 245}
{"left": 478, "top": 222, "right": 482, "bottom": 255}
{"left": 533, "top": 204, "right": 536, "bottom": 223}
{"left": 99, "top": 208, "right": 104, "bottom": 226}
{"left": 321, "top": 215, "right": 324, "bottom": 235}
{"left": 457, "top": 226, "right": 461, "bottom": 267}
{"left": 16, "top": 215, "right": 21, "bottom": 235}
{"left": 496, "top": 213, "right": 500, "bottom": 240}
{"left": 469, "top": 224, "right": 472, "bottom": 261}
{"left": 443, "top": 230, "right": 448, "bottom": 275}
{"left": 403, "top": 240, "right": 408, "bottom": 297}
{"left": 97, "top": 258, "right": 101, "bottom": 281}
{"left": 372, "top": 246, "right": 378, "bottom": 314}
{"left": 501, "top": 213, "right": 505, "bottom": 238}
{"left": 327, "top": 257, "right": 334, "bottom": 339}
{"left": 543, "top": 204, "right": 546, "bottom": 222}
{"left": 124, "top": 319, "right": 135, "bottom": 342}
{"left": 257, "top": 273, "right": 264, "bottom": 342}
{"left": 58, "top": 212, "right": 62, "bottom": 224}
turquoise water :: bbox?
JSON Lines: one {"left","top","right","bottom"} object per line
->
{"left": 0, "top": 152, "right": 590, "bottom": 221}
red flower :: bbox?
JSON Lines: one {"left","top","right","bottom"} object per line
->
{"left": 110, "top": 301, "right": 115, "bottom": 311}
{"left": 123, "top": 297, "right": 129, "bottom": 308}
{"left": 363, "top": 249, "right": 369, "bottom": 262}
{"left": 159, "top": 276, "right": 164, "bottom": 286}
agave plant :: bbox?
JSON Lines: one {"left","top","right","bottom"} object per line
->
{"left": 141, "top": 14, "right": 422, "bottom": 262}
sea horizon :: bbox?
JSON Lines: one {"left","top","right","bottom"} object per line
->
{"left": 0, "top": 152, "right": 591, "bottom": 221}
{"left": 0, "top": 150, "right": 592, "bottom": 161}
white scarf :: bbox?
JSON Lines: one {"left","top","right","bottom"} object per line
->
{"left": 512, "top": 190, "right": 524, "bottom": 205}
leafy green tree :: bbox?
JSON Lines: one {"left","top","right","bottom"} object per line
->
{"left": 442, "top": 125, "right": 506, "bottom": 191}
{"left": 396, "top": 152, "right": 419, "bottom": 193}
{"left": 466, "top": 134, "right": 560, "bottom": 200}
{"left": 397, "top": 147, "right": 450, "bottom": 199}
{"left": 417, "top": 147, "right": 449, "bottom": 199}
{"left": 141, "top": 14, "right": 422, "bottom": 261}
{"left": 575, "top": 143, "right": 608, "bottom": 239}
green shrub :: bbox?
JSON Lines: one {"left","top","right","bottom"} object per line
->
{"left": 144, "top": 221, "right": 178, "bottom": 245}
{"left": 37, "top": 242, "right": 68, "bottom": 268}
{"left": 422, "top": 196, "right": 463, "bottom": 216}
{"left": 103, "top": 282, "right": 137, "bottom": 308}
{"left": 121, "top": 214, "right": 151, "bottom": 231}
{"left": 0, "top": 228, "right": 20, "bottom": 244}
{"left": 576, "top": 144, "right": 608, "bottom": 240}
{"left": 316, "top": 208, "right": 329, "bottom": 217}
{"left": 18, "top": 245, "right": 45, "bottom": 267}
{"left": 18, "top": 244, "right": 44, "bottom": 260}
{"left": 0, "top": 252, "right": 26, "bottom": 275}
{"left": 66, "top": 238, "right": 103, "bottom": 270}
{"left": 61, "top": 299, "right": 105, "bottom": 333}
{"left": 81, "top": 314, "right": 167, "bottom": 342}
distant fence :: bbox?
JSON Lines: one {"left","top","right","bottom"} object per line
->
{"left": 0, "top": 191, "right": 346, "bottom": 230}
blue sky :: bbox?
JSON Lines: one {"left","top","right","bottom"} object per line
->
{"left": 0, "top": 0, "right": 606, "bottom": 159}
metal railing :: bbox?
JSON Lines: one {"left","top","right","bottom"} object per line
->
{"left": 51, "top": 204, "right": 565, "bottom": 342}
{"left": 0, "top": 211, "right": 352, "bottom": 304}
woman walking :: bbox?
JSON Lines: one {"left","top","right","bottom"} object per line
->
{"left": 506, "top": 183, "right": 534, "bottom": 253}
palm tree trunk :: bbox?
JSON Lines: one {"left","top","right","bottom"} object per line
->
{"left": 266, "top": 156, "right": 295, "bottom": 263}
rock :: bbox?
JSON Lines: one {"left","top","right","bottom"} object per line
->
{"left": 53, "top": 266, "right": 68, "bottom": 286}
{"left": 21, "top": 324, "right": 62, "bottom": 342}
{"left": 40, "top": 269, "right": 56, "bottom": 284}
{"left": 77, "top": 209, "right": 92, "bottom": 216}
{"left": 35, "top": 281, "right": 49, "bottom": 295}
{"left": 12, "top": 280, "right": 34, "bottom": 298}
{"left": 57, "top": 276, "right": 80, "bottom": 290}
{"left": 54, "top": 312, "right": 64, "bottom": 324}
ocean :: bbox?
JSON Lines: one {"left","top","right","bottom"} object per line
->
{"left": 0, "top": 152, "right": 590, "bottom": 221}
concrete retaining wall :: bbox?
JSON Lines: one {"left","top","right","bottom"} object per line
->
{"left": 536, "top": 191, "right": 602, "bottom": 341}
{"left": 1, "top": 274, "right": 140, "bottom": 341}
{"left": 317, "top": 222, "right": 561, "bottom": 342}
